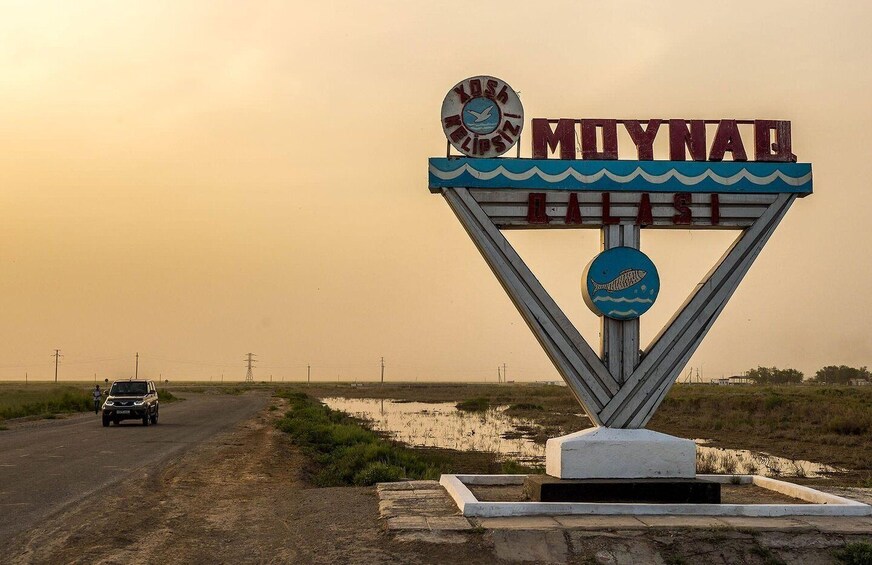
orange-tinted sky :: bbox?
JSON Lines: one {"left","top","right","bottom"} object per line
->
{"left": 1, "top": 1, "right": 870, "bottom": 382}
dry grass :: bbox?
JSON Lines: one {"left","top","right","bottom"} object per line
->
{"left": 650, "top": 384, "right": 872, "bottom": 478}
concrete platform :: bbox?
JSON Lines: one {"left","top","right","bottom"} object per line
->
{"left": 439, "top": 474, "right": 872, "bottom": 518}
{"left": 377, "top": 480, "right": 872, "bottom": 563}
{"left": 377, "top": 480, "right": 872, "bottom": 532}
{"left": 377, "top": 481, "right": 473, "bottom": 532}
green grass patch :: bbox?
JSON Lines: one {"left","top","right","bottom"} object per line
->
{"left": 508, "top": 402, "right": 544, "bottom": 411}
{"left": 157, "top": 389, "right": 179, "bottom": 403}
{"left": 0, "top": 386, "right": 93, "bottom": 421}
{"left": 275, "top": 391, "right": 453, "bottom": 486}
{"left": 835, "top": 541, "right": 872, "bottom": 565}
{"left": 500, "top": 459, "right": 542, "bottom": 475}
{"left": 456, "top": 397, "right": 489, "bottom": 412}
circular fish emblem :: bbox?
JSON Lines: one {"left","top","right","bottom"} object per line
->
{"left": 582, "top": 247, "right": 660, "bottom": 320}
{"left": 441, "top": 75, "right": 523, "bottom": 158}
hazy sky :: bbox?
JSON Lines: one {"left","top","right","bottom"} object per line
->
{"left": 1, "top": 1, "right": 870, "bottom": 382}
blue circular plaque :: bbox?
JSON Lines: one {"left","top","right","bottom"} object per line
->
{"left": 582, "top": 247, "right": 660, "bottom": 320}
{"left": 462, "top": 97, "right": 501, "bottom": 135}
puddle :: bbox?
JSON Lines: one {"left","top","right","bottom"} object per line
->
{"left": 322, "top": 397, "right": 842, "bottom": 477}
{"left": 694, "top": 441, "right": 842, "bottom": 478}
{"left": 322, "top": 398, "right": 543, "bottom": 464}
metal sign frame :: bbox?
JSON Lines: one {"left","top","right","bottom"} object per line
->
{"left": 431, "top": 157, "right": 811, "bottom": 429}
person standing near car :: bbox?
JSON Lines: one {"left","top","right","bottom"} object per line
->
{"left": 93, "top": 384, "right": 102, "bottom": 415}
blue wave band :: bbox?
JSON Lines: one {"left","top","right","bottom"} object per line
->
{"left": 428, "top": 158, "right": 812, "bottom": 195}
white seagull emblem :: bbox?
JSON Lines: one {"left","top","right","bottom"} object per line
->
{"left": 466, "top": 105, "right": 494, "bottom": 123}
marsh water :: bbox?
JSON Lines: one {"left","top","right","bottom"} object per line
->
{"left": 322, "top": 397, "right": 842, "bottom": 478}
{"left": 323, "top": 397, "right": 544, "bottom": 464}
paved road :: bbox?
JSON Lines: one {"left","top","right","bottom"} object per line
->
{"left": 0, "top": 392, "right": 268, "bottom": 545}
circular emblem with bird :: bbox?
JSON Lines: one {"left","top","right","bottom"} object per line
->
{"left": 440, "top": 75, "right": 523, "bottom": 158}
{"left": 462, "top": 96, "right": 501, "bottom": 135}
{"left": 582, "top": 247, "right": 660, "bottom": 320}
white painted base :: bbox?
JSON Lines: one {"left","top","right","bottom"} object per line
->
{"left": 439, "top": 474, "right": 872, "bottom": 518}
{"left": 545, "top": 427, "right": 696, "bottom": 479}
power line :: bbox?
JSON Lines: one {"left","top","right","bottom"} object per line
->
{"left": 53, "top": 349, "right": 63, "bottom": 383}
{"left": 245, "top": 353, "right": 257, "bottom": 383}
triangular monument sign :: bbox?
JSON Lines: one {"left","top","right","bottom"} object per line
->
{"left": 429, "top": 76, "right": 812, "bottom": 479}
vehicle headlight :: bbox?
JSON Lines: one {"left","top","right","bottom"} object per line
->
{"left": 134, "top": 400, "right": 144, "bottom": 406}
{"left": 105, "top": 400, "right": 114, "bottom": 406}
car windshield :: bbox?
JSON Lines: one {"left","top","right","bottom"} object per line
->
{"left": 110, "top": 382, "right": 148, "bottom": 396}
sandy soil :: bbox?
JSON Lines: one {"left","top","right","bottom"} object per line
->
{"left": 5, "top": 399, "right": 500, "bottom": 565}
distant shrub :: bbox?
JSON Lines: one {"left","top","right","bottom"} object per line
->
{"left": 508, "top": 403, "right": 544, "bottom": 411}
{"left": 763, "top": 394, "right": 786, "bottom": 411}
{"left": 814, "top": 365, "right": 871, "bottom": 385}
{"left": 826, "top": 416, "right": 870, "bottom": 436}
{"left": 157, "top": 389, "right": 178, "bottom": 403}
{"left": 745, "top": 366, "right": 804, "bottom": 384}
{"left": 456, "top": 398, "right": 489, "bottom": 412}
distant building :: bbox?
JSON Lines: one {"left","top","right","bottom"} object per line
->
{"left": 717, "top": 375, "right": 752, "bottom": 385}
{"left": 849, "top": 379, "right": 870, "bottom": 386}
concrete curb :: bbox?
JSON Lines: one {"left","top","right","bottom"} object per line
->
{"left": 440, "top": 474, "right": 872, "bottom": 518}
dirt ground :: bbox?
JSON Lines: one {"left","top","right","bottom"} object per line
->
{"left": 6, "top": 397, "right": 871, "bottom": 565}
{"left": 4, "top": 398, "right": 500, "bottom": 565}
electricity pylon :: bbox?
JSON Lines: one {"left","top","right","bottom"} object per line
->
{"left": 245, "top": 353, "right": 256, "bottom": 383}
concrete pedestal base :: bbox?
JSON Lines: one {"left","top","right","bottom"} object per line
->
{"left": 523, "top": 475, "right": 720, "bottom": 504}
{"left": 545, "top": 427, "right": 696, "bottom": 479}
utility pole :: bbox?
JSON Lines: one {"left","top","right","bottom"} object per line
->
{"left": 53, "top": 349, "right": 62, "bottom": 383}
{"left": 135, "top": 352, "right": 139, "bottom": 379}
{"left": 498, "top": 366, "right": 502, "bottom": 384}
{"left": 245, "top": 353, "right": 256, "bottom": 383}
{"left": 307, "top": 364, "right": 311, "bottom": 385}
{"left": 502, "top": 363, "right": 507, "bottom": 384}
{"left": 380, "top": 357, "right": 385, "bottom": 385}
